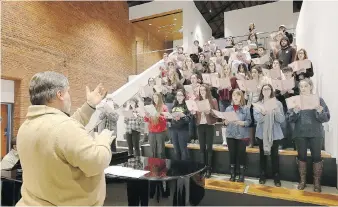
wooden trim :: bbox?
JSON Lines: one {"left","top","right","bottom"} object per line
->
{"left": 165, "top": 144, "right": 332, "bottom": 158}
{"left": 247, "top": 184, "right": 338, "bottom": 206}
{"left": 205, "top": 178, "right": 246, "bottom": 194}
{"left": 204, "top": 178, "right": 338, "bottom": 206}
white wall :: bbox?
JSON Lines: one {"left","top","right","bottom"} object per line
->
{"left": 296, "top": 0, "right": 338, "bottom": 160}
{"left": 224, "top": 1, "right": 295, "bottom": 37}
{"left": 173, "top": 39, "right": 183, "bottom": 48}
{"left": 1, "top": 79, "right": 15, "bottom": 103}
{"left": 182, "top": 2, "right": 212, "bottom": 52}
{"left": 129, "top": 1, "right": 212, "bottom": 53}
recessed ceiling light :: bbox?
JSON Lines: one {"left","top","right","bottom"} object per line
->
{"left": 174, "top": 18, "right": 177, "bottom": 21}
{"left": 149, "top": 23, "right": 152, "bottom": 25}
{"left": 209, "top": 9, "right": 212, "bottom": 13}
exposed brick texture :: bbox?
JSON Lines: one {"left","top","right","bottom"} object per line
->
{"left": 1, "top": 1, "right": 164, "bottom": 135}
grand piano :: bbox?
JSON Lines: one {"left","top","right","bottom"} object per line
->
{"left": 1, "top": 153, "right": 206, "bottom": 206}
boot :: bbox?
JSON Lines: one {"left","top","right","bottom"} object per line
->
{"left": 273, "top": 173, "right": 281, "bottom": 187}
{"left": 205, "top": 153, "right": 212, "bottom": 178}
{"left": 297, "top": 160, "right": 307, "bottom": 190}
{"left": 259, "top": 171, "right": 266, "bottom": 184}
{"left": 205, "top": 167, "right": 212, "bottom": 178}
{"left": 229, "top": 164, "right": 236, "bottom": 182}
{"left": 237, "top": 165, "right": 245, "bottom": 182}
{"left": 313, "top": 161, "right": 323, "bottom": 192}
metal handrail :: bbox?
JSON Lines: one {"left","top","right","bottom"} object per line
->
{"left": 137, "top": 28, "right": 295, "bottom": 55}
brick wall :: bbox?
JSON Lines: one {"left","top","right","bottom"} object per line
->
{"left": 1, "top": 1, "right": 164, "bottom": 135}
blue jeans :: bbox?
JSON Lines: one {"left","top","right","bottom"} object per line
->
{"left": 171, "top": 128, "right": 189, "bottom": 160}
{"left": 219, "top": 100, "right": 231, "bottom": 112}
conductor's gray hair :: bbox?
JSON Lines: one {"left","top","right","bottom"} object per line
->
{"left": 29, "top": 71, "right": 69, "bottom": 105}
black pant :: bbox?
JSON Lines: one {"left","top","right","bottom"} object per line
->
{"left": 111, "top": 138, "right": 117, "bottom": 152}
{"left": 126, "top": 130, "right": 141, "bottom": 156}
{"left": 197, "top": 124, "right": 214, "bottom": 166}
{"left": 296, "top": 137, "right": 322, "bottom": 163}
{"left": 257, "top": 138, "right": 281, "bottom": 175}
{"left": 127, "top": 180, "right": 149, "bottom": 206}
{"left": 226, "top": 138, "right": 247, "bottom": 166}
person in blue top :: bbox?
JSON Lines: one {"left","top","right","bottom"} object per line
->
{"left": 223, "top": 89, "right": 251, "bottom": 182}
{"left": 287, "top": 79, "right": 330, "bottom": 193}
{"left": 254, "top": 84, "right": 285, "bottom": 187}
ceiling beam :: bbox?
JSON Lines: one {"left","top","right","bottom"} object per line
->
{"left": 207, "top": 2, "right": 233, "bottom": 23}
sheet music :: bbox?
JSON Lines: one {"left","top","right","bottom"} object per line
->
{"left": 202, "top": 73, "right": 211, "bottom": 84}
{"left": 144, "top": 105, "right": 158, "bottom": 117}
{"left": 185, "top": 100, "right": 198, "bottom": 111}
{"left": 301, "top": 94, "right": 320, "bottom": 110}
{"left": 288, "top": 60, "right": 312, "bottom": 72}
{"left": 104, "top": 166, "right": 150, "bottom": 178}
{"left": 196, "top": 99, "right": 211, "bottom": 112}
{"left": 184, "top": 85, "right": 194, "bottom": 95}
{"left": 218, "top": 78, "right": 231, "bottom": 89}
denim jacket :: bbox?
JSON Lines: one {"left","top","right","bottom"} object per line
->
{"left": 287, "top": 97, "right": 330, "bottom": 138}
{"left": 225, "top": 105, "right": 251, "bottom": 139}
{"left": 254, "top": 100, "right": 285, "bottom": 140}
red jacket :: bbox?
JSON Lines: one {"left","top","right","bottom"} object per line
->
{"left": 144, "top": 105, "right": 168, "bottom": 133}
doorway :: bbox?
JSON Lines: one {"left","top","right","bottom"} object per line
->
{"left": 1, "top": 103, "right": 13, "bottom": 158}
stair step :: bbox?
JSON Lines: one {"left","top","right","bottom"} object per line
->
{"left": 205, "top": 177, "right": 338, "bottom": 206}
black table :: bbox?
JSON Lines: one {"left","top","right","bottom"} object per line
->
{"left": 1, "top": 156, "right": 206, "bottom": 206}
{"left": 106, "top": 156, "right": 206, "bottom": 206}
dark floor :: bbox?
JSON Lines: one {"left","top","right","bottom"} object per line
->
{"left": 104, "top": 181, "right": 316, "bottom": 206}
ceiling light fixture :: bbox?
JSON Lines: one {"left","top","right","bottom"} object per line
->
{"left": 209, "top": 9, "right": 212, "bottom": 13}
{"left": 149, "top": 23, "right": 152, "bottom": 25}
{"left": 174, "top": 18, "right": 177, "bottom": 21}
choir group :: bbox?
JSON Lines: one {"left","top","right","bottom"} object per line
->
{"left": 97, "top": 24, "right": 330, "bottom": 193}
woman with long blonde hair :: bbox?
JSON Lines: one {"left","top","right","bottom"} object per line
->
{"left": 144, "top": 93, "right": 169, "bottom": 158}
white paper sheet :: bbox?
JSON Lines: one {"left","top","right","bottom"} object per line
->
{"left": 210, "top": 73, "right": 220, "bottom": 88}
{"left": 185, "top": 100, "right": 198, "bottom": 111}
{"left": 286, "top": 96, "right": 301, "bottom": 109}
{"left": 218, "top": 78, "right": 231, "bottom": 89}
{"left": 196, "top": 99, "right": 211, "bottom": 112}
{"left": 104, "top": 166, "right": 149, "bottom": 178}
{"left": 122, "top": 110, "right": 134, "bottom": 118}
{"left": 288, "top": 60, "right": 312, "bottom": 72}
{"left": 144, "top": 105, "right": 158, "bottom": 117}
{"left": 202, "top": 73, "right": 211, "bottom": 85}
{"left": 301, "top": 94, "right": 320, "bottom": 110}
{"left": 184, "top": 85, "right": 194, "bottom": 95}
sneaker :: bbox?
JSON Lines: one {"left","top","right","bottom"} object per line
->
{"left": 190, "top": 140, "right": 195, "bottom": 144}
{"left": 195, "top": 140, "right": 199, "bottom": 144}
{"left": 222, "top": 141, "right": 227, "bottom": 146}
{"left": 166, "top": 140, "right": 171, "bottom": 144}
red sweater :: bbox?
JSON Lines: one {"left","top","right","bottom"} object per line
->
{"left": 144, "top": 105, "right": 168, "bottom": 133}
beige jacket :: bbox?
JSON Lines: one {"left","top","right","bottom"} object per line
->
{"left": 16, "top": 103, "right": 112, "bottom": 206}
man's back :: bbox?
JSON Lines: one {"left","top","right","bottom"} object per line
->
{"left": 16, "top": 105, "right": 108, "bottom": 206}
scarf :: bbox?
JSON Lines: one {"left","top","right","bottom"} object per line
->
{"left": 262, "top": 110, "right": 274, "bottom": 155}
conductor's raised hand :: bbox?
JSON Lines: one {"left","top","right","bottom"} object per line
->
{"left": 86, "top": 83, "right": 107, "bottom": 108}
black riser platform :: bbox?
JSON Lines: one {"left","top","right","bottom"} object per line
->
{"left": 141, "top": 146, "right": 337, "bottom": 187}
